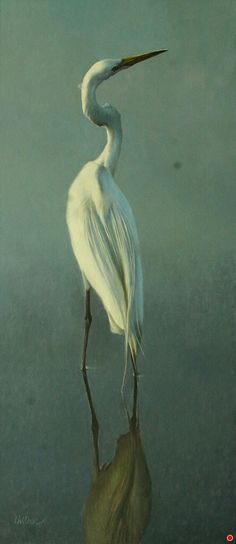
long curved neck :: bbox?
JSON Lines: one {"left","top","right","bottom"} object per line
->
{"left": 81, "top": 73, "right": 122, "bottom": 175}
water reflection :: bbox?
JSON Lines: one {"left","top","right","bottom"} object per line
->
{"left": 82, "top": 369, "right": 152, "bottom": 543}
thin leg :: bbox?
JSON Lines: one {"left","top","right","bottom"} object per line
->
{"left": 82, "top": 367, "right": 100, "bottom": 472}
{"left": 81, "top": 289, "right": 92, "bottom": 371}
{"left": 130, "top": 351, "right": 138, "bottom": 428}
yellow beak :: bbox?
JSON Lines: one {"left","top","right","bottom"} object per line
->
{"left": 113, "top": 49, "right": 167, "bottom": 72}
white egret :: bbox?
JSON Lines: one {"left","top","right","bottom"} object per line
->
{"left": 66, "top": 50, "right": 167, "bottom": 382}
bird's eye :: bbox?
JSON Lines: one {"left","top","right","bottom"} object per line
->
{"left": 112, "top": 62, "right": 122, "bottom": 73}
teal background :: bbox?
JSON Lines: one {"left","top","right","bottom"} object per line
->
{"left": 1, "top": 1, "right": 236, "bottom": 542}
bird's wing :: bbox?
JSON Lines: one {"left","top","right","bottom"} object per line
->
{"left": 81, "top": 181, "right": 143, "bottom": 350}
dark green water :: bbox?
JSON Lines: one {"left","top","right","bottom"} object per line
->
{"left": 1, "top": 1, "right": 236, "bottom": 542}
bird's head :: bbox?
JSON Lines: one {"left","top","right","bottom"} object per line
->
{"left": 82, "top": 50, "right": 167, "bottom": 86}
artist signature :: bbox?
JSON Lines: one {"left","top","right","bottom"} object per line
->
{"left": 14, "top": 514, "right": 46, "bottom": 528}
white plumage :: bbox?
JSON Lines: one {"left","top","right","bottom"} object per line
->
{"left": 67, "top": 159, "right": 143, "bottom": 359}
{"left": 66, "top": 51, "right": 166, "bottom": 372}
